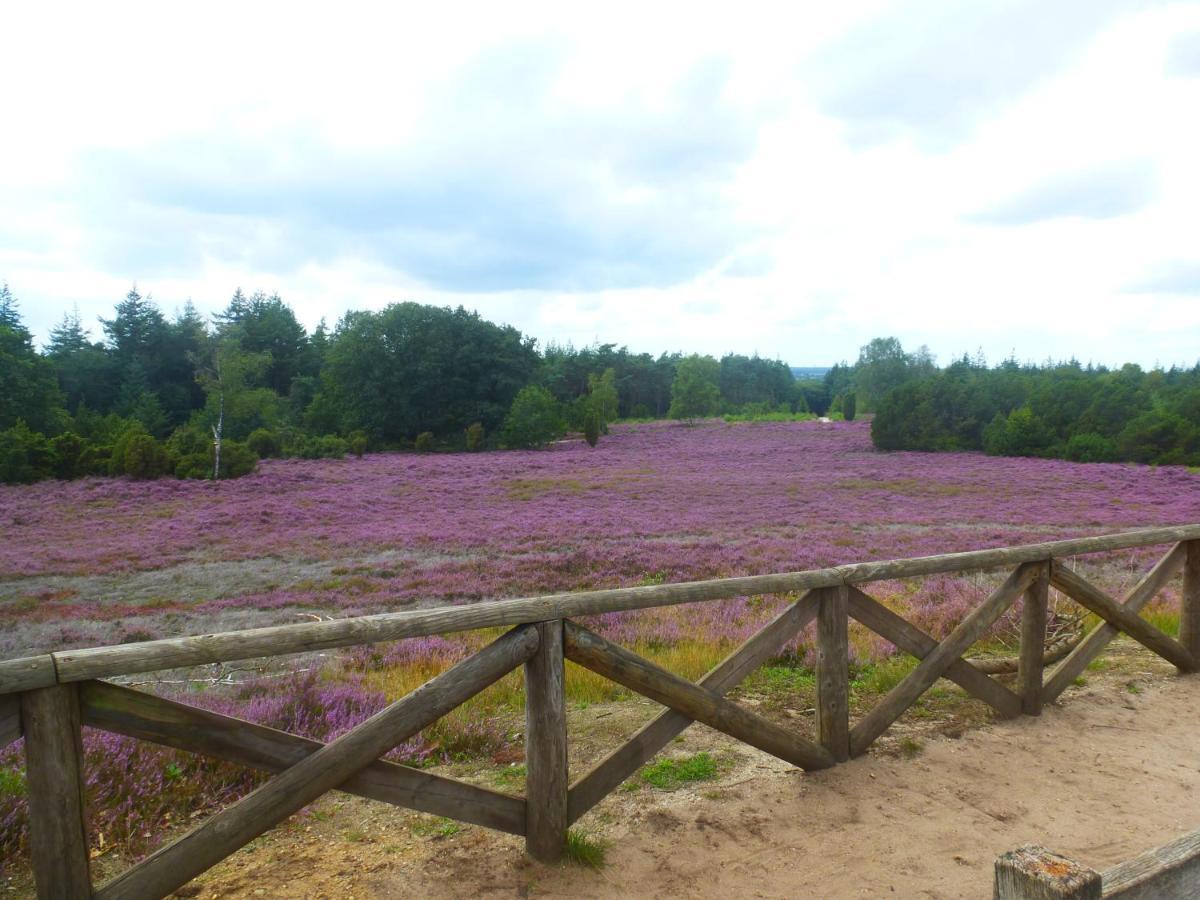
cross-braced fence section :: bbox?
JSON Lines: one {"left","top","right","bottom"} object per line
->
{"left": 2, "top": 525, "right": 1199, "bottom": 899}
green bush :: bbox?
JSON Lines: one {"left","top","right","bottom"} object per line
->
{"left": 49, "top": 432, "right": 88, "bottom": 480}
{"left": 119, "top": 432, "right": 169, "bottom": 480}
{"left": 583, "top": 409, "right": 600, "bottom": 447}
{"left": 982, "top": 406, "right": 1056, "bottom": 458}
{"left": 246, "top": 428, "right": 282, "bottom": 459}
{"left": 0, "top": 421, "right": 55, "bottom": 484}
{"left": 465, "top": 422, "right": 485, "bottom": 452}
{"left": 1117, "top": 409, "right": 1199, "bottom": 465}
{"left": 501, "top": 385, "right": 564, "bottom": 449}
{"left": 843, "top": 391, "right": 857, "bottom": 422}
{"left": 415, "top": 431, "right": 434, "bottom": 452}
{"left": 217, "top": 440, "right": 258, "bottom": 479}
{"left": 347, "top": 430, "right": 369, "bottom": 458}
{"left": 1064, "top": 432, "right": 1119, "bottom": 463}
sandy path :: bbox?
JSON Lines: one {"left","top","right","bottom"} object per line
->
{"left": 368, "top": 673, "right": 1200, "bottom": 899}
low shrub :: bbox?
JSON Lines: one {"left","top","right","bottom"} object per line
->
{"left": 465, "top": 422, "right": 485, "bottom": 452}
{"left": 246, "top": 428, "right": 282, "bottom": 459}
{"left": 415, "top": 431, "right": 434, "bottom": 452}
{"left": 347, "top": 430, "right": 369, "bottom": 458}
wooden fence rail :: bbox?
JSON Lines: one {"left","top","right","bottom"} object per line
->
{"left": 2, "top": 525, "right": 1199, "bottom": 899}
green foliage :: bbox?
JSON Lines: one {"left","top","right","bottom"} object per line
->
{"left": 347, "top": 430, "right": 369, "bottom": 458}
{"left": 583, "top": 408, "right": 601, "bottom": 447}
{"left": 119, "top": 432, "right": 170, "bottom": 480}
{"left": 465, "top": 422, "right": 485, "bottom": 452}
{"left": 49, "top": 431, "right": 88, "bottom": 480}
{"left": 297, "top": 435, "right": 348, "bottom": 459}
{"left": 0, "top": 421, "right": 55, "bottom": 483}
{"left": 217, "top": 439, "right": 258, "bottom": 479}
{"left": 500, "top": 385, "right": 564, "bottom": 449}
{"left": 842, "top": 391, "right": 857, "bottom": 421}
{"left": 668, "top": 355, "right": 721, "bottom": 421}
{"left": 415, "top": 431, "right": 434, "bottom": 452}
{"left": 246, "top": 428, "right": 282, "bottom": 459}
{"left": 982, "top": 406, "right": 1056, "bottom": 458}
{"left": 1117, "top": 409, "right": 1199, "bottom": 465}
{"left": 586, "top": 368, "right": 619, "bottom": 434}
{"left": 1064, "top": 432, "right": 1119, "bottom": 463}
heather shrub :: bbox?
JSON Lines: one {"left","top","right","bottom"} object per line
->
{"left": 465, "top": 421, "right": 485, "bottom": 451}
{"left": 347, "top": 430, "right": 369, "bottom": 458}
{"left": 415, "top": 431, "right": 434, "bottom": 452}
{"left": 246, "top": 427, "right": 282, "bottom": 459}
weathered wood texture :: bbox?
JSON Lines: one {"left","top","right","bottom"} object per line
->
{"left": 22, "top": 525, "right": 1198, "bottom": 691}
{"left": 0, "top": 655, "right": 57, "bottom": 694}
{"left": 21, "top": 684, "right": 92, "bottom": 899}
{"left": 816, "top": 586, "right": 850, "bottom": 761}
{"left": 0, "top": 694, "right": 20, "bottom": 749}
{"left": 1042, "top": 543, "right": 1186, "bottom": 703}
{"left": 1180, "top": 540, "right": 1200, "bottom": 663}
{"left": 95, "top": 625, "right": 539, "bottom": 900}
{"left": 850, "top": 563, "right": 1038, "bottom": 756}
{"left": 846, "top": 587, "right": 1022, "bottom": 718}
{"left": 567, "top": 591, "right": 820, "bottom": 823}
{"left": 524, "top": 621, "right": 568, "bottom": 862}
{"left": 78, "top": 680, "right": 526, "bottom": 835}
{"left": 563, "top": 621, "right": 834, "bottom": 771}
{"left": 1019, "top": 563, "right": 1050, "bottom": 716}
{"left": 1049, "top": 564, "right": 1197, "bottom": 673}
{"left": 994, "top": 845, "right": 1101, "bottom": 899}
{"left": 1103, "top": 827, "right": 1200, "bottom": 898}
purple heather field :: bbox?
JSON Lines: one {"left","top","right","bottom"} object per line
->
{"left": 4, "top": 419, "right": 1198, "bottom": 658}
{"left": 2, "top": 420, "right": 1199, "bottom": 862}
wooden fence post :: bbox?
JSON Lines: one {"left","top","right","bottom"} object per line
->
{"left": 525, "top": 620, "right": 568, "bottom": 862}
{"left": 1181, "top": 540, "right": 1200, "bottom": 664}
{"left": 1019, "top": 561, "right": 1050, "bottom": 715}
{"left": 994, "top": 846, "right": 1101, "bottom": 899}
{"left": 816, "top": 585, "right": 850, "bottom": 762}
{"left": 21, "top": 684, "right": 93, "bottom": 899}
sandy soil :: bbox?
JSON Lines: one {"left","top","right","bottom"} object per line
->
{"left": 157, "top": 653, "right": 1200, "bottom": 900}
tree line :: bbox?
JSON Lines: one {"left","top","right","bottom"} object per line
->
{"left": 0, "top": 285, "right": 819, "bottom": 483}
{"left": 844, "top": 337, "right": 1200, "bottom": 466}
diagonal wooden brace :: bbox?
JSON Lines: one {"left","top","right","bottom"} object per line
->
{"left": 79, "top": 680, "right": 527, "bottom": 835}
{"left": 95, "top": 624, "right": 540, "bottom": 900}
{"left": 1049, "top": 562, "right": 1197, "bottom": 673}
{"left": 850, "top": 563, "right": 1039, "bottom": 757}
{"left": 568, "top": 591, "right": 821, "bottom": 823}
{"left": 1043, "top": 543, "right": 1186, "bottom": 702}
{"left": 846, "top": 586, "right": 1022, "bottom": 718}
{"left": 563, "top": 620, "right": 835, "bottom": 771}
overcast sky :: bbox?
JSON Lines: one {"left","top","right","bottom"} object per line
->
{"left": 2, "top": 1, "right": 1199, "bottom": 367}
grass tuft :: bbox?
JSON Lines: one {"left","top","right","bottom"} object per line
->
{"left": 564, "top": 829, "right": 609, "bottom": 868}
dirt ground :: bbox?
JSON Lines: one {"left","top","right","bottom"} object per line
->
{"left": 135, "top": 644, "right": 1200, "bottom": 900}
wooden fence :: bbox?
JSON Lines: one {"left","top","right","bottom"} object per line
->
{"left": 2, "top": 524, "right": 1199, "bottom": 899}
{"left": 995, "top": 829, "right": 1200, "bottom": 898}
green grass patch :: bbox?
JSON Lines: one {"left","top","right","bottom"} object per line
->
{"left": 637, "top": 752, "right": 720, "bottom": 790}
{"left": 411, "top": 816, "right": 464, "bottom": 839}
{"left": 494, "top": 764, "right": 526, "bottom": 789}
{"left": 852, "top": 655, "right": 919, "bottom": 695}
{"left": 564, "top": 829, "right": 609, "bottom": 869}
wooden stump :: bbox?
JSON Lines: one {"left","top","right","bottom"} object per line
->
{"left": 994, "top": 846, "right": 1101, "bottom": 899}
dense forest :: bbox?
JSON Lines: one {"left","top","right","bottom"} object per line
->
{"left": 861, "top": 338, "right": 1200, "bottom": 466}
{"left": 0, "top": 285, "right": 815, "bottom": 483}
{"left": 3, "top": 286, "right": 1197, "bottom": 485}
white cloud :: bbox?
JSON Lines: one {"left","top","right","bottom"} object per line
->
{"left": 1, "top": 0, "right": 1198, "bottom": 367}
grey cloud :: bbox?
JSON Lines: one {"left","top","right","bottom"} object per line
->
{"left": 1167, "top": 31, "right": 1200, "bottom": 77}
{"left": 1126, "top": 261, "right": 1200, "bottom": 295}
{"left": 809, "top": 0, "right": 1147, "bottom": 147}
{"left": 968, "top": 162, "right": 1156, "bottom": 225}
{"left": 73, "top": 47, "right": 763, "bottom": 291}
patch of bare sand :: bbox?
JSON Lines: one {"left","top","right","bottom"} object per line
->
{"left": 374, "top": 675, "right": 1200, "bottom": 899}
{"left": 171, "top": 665, "right": 1200, "bottom": 900}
